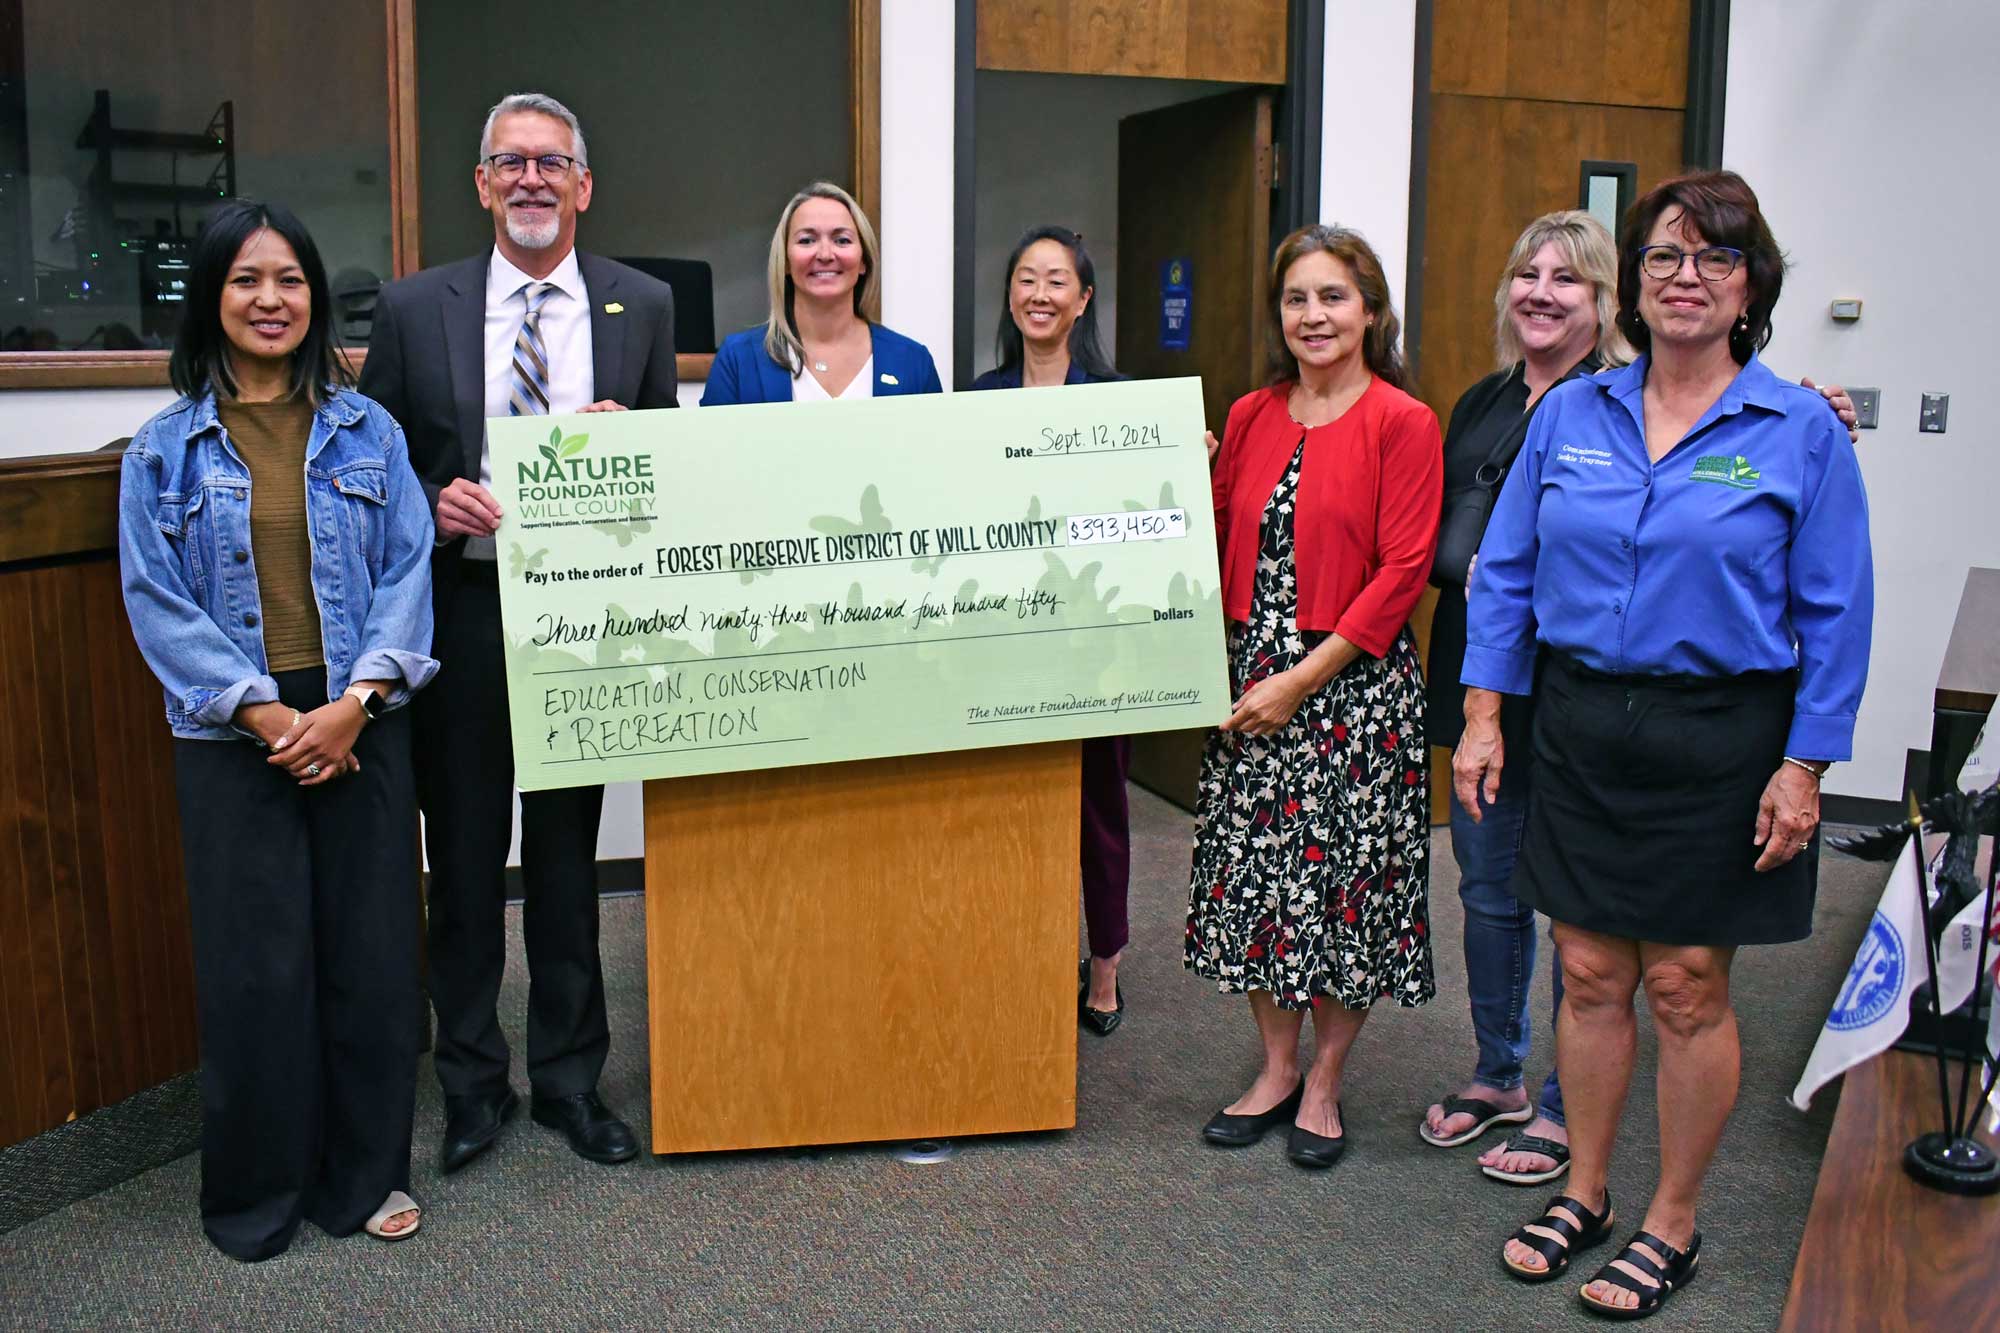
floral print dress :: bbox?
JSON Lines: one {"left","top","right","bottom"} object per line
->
{"left": 1185, "top": 442, "right": 1435, "bottom": 1010}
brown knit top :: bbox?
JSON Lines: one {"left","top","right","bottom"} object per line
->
{"left": 218, "top": 399, "right": 324, "bottom": 673}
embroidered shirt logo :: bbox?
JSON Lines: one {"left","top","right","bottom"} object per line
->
{"left": 1691, "top": 454, "right": 1761, "bottom": 488}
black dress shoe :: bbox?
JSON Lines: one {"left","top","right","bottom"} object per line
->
{"left": 1078, "top": 959, "right": 1125, "bottom": 1037}
{"left": 1287, "top": 1113, "right": 1348, "bottom": 1169}
{"left": 1201, "top": 1080, "right": 1304, "bottom": 1147}
{"left": 440, "top": 1087, "right": 520, "bottom": 1174}
{"left": 531, "top": 1090, "right": 639, "bottom": 1164}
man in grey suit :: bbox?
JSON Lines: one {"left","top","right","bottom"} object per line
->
{"left": 360, "top": 92, "right": 675, "bottom": 1171}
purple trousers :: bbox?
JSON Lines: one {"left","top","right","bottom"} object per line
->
{"left": 1081, "top": 735, "right": 1133, "bottom": 959}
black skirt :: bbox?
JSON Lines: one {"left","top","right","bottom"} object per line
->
{"left": 1511, "top": 654, "right": 1818, "bottom": 946}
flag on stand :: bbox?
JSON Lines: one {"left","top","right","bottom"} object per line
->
{"left": 1792, "top": 836, "right": 1929, "bottom": 1111}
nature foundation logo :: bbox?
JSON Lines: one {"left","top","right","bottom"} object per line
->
{"left": 515, "top": 425, "right": 658, "bottom": 523}
{"left": 1690, "top": 454, "right": 1761, "bottom": 489}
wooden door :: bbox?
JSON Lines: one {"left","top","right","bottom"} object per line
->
{"left": 1114, "top": 86, "right": 1272, "bottom": 809}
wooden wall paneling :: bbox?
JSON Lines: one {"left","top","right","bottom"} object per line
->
{"left": 1427, "top": 0, "right": 1510, "bottom": 97}
{"left": 0, "top": 571, "right": 45, "bottom": 1143}
{"left": 1074, "top": 0, "right": 1186, "bottom": 79}
{"left": 1428, "top": 0, "right": 1687, "bottom": 108}
{"left": 1595, "top": 0, "right": 1690, "bottom": 109}
{"left": 35, "top": 568, "right": 110, "bottom": 1114}
{"left": 975, "top": 0, "right": 1288, "bottom": 83}
{"left": 849, "top": 0, "right": 882, "bottom": 222}
{"left": 1184, "top": 0, "right": 1287, "bottom": 83}
{"left": 6, "top": 571, "right": 68, "bottom": 1135}
{"left": 387, "top": 0, "right": 421, "bottom": 277}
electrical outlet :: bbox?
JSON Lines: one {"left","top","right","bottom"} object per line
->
{"left": 1850, "top": 387, "right": 1880, "bottom": 429}
{"left": 1920, "top": 392, "right": 1950, "bottom": 434}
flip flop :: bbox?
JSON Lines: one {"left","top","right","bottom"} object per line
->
{"left": 365, "top": 1189, "right": 421, "bottom": 1241}
{"left": 1481, "top": 1131, "right": 1572, "bottom": 1185}
{"left": 1419, "top": 1094, "right": 1533, "bottom": 1147}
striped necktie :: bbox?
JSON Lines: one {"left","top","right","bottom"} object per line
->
{"left": 508, "top": 281, "right": 556, "bottom": 416}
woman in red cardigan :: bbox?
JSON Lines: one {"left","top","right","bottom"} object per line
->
{"left": 1187, "top": 225, "right": 1443, "bottom": 1169}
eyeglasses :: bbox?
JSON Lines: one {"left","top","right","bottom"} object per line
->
{"left": 482, "top": 152, "right": 578, "bottom": 182}
{"left": 1639, "top": 244, "right": 1744, "bottom": 282}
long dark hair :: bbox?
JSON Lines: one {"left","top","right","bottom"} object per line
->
{"left": 1616, "top": 169, "right": 1786, "bottom": 366}
{"left": 990, "top": 225, "right": 1116, "bottom": 379}
{"left": 169, "top": 200, "right": 351, "bottom": 404}
{"left": 1265, "top": 225, "right": 1407, "bottom": 390}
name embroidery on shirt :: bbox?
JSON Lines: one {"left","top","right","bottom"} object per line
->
{"left": 1690, "top": 455, "right": 1762, "bottom": 489}
{"left": 1554, "top": 444, "right": 1614, "bottom": 468}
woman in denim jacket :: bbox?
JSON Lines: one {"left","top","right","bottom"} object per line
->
{"left": 118, "top": 201, "right": 439, "bottom": 1261}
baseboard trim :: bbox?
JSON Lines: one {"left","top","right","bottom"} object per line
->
{"left": 1822, "top": 794, "right": 1905, "bottom": 829}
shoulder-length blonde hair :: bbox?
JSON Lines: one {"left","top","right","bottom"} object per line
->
{"left": 1492, "top": 209, "right": 1631, "bottom": 370}
{"left": 1265, "top": 225, "right": 1406, "bottom": 390}
{"left": 763, "top": 181, "right": 882, "bottom": 374}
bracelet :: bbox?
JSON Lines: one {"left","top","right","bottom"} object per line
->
{"left": 1783, "top": 756, "right": 1827, "bottom": 780}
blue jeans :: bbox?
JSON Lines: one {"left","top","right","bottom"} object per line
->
{"left": 1450, "top": 776, "right": 1565, "bottom": 1126}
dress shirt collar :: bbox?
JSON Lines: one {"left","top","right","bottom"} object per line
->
{"left": 486, "top": 245, "right": 585, "bottom": 309}
{"left": 1600, "top": 351, "right": 1790, "bottom": 419}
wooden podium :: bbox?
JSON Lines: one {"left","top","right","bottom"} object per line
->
{"left": 641, "top": 741, "right": 1081, "bottom": 1153}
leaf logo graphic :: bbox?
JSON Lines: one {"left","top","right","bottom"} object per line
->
{"left": 537, "top": 427, "right": 591, "bottom": 466}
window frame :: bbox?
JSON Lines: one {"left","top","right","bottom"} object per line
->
{"left": 0, "top": 0, "right": 881, "bottom": 390}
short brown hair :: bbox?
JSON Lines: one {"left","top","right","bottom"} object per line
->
{"left": 1265, "top": 225, "right": 1406, "bottom": 390}
{"left": 1617, "top": 170, "right": 1787, "bottom": 365}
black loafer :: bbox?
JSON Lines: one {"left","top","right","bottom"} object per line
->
{"left": 1202, "top": 1080, "right": 1305, "bottom": 1147}
{"left": 1078, "top": 959, "right": 1125, "bottom": 1037}
{"left": 440, "top": 1087, "right": 520, "bottom": 1174}
{"left": 531, "top": 1090, "right": 639, "bottom": 1164}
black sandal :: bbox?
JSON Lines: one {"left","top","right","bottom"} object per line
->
{"left": 1419, "top": 1094, "right": 1533, "bottom": 1147}
{"left": 1481, "top": 1132, "right": 1572, "bottom": 1185}
{"left": 1579, "top": 1230, "right": 1701, "bottom": 1319}
{"left": 1501, "top": 1190, "right": 1615, "bottom": 1284}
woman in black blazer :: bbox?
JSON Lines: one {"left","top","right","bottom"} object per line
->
{"left": 969, "top": 225, "right": 1132, "bottom": 1035}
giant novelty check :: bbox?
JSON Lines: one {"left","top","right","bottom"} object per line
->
{"left": 489, "top": 377, "right": 1228, "bottom": 790}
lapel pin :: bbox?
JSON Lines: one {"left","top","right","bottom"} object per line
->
{"left": 603, "top": 301, "right": 624, "bottom": 314}
{"left": 880, "top": 372, "right": 899, "bottom": 385}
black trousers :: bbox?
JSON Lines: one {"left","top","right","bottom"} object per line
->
{"left": 174, "top": 669, "right": 420, "bottom": 1262}
{"left": 415, "top": 560, "right": 608, "bottom": 1101}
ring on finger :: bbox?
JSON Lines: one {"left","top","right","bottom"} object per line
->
{"left": 305, "top": 762, "right": 322, "bottom": 777}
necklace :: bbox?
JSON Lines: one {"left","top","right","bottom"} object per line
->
{"left": 812, "top": 360, "right": 829, "bottom": 373}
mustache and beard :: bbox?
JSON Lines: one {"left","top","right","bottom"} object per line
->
{"left": 502, "top": 188, "right": 561, "bottom": 249}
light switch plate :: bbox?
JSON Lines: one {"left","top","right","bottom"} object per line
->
{"left": 1850, "top": 387, "right": 1880, "bottom": 429}
{"left": 1920, "top": 392, "right": 1949, "bottom": 434}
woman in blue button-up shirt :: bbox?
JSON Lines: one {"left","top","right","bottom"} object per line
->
{"left": 1456, "top": 172, "right": 1872, "bottom": 1316}
{"left": 118, "top": 201, "right": 438, "bottom": 1260}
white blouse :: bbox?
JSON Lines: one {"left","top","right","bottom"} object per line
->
{"left": 792, "top": 355, "right": 875, "bottom": 402}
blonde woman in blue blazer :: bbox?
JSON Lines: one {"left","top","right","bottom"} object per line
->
{"left": 702, "top": 181, "right": 942, "bottom": 404}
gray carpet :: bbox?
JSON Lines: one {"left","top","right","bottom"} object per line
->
{"left": 0, "top": 788, "right": 1881, "bottom": 1331}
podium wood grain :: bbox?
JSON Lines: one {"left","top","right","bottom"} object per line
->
{"left": 643, "top": 742, "right": 1080, "bottom": 1152}
{"left": 1779, "top": 1051, "right": 2000, "bottom": 1330}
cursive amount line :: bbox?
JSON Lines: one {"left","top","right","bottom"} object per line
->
{"left": 965, "top": 701, "right": 1196, "bottom": 725}
{"left": 531, "top": 619, "right": 1145, "bottom": 676}
{"left": 542, "top": 736, "right": 809, "bottom": 765}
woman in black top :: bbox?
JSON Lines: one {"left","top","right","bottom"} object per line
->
{"left": 1418, "top": 211, "right": 1856, "bottom": 1190}
{"left": 969, "top": 226, "right": 1131, "bottom": 1034}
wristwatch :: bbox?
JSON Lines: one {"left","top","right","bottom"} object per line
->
{"left": 345, "top": 684, "right": 386, "bottom": 723}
